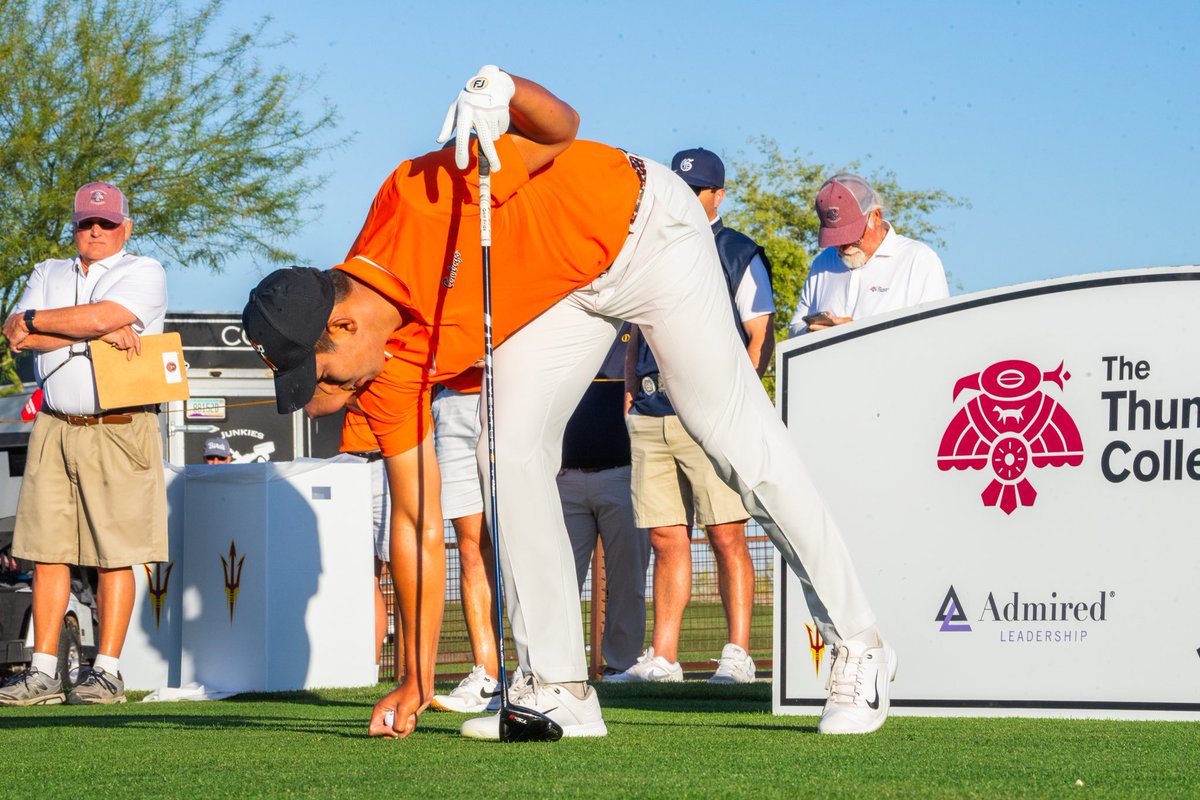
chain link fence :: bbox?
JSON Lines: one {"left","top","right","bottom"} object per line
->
{"left": 380, "top": 521, "right": 774, "bottom": 682}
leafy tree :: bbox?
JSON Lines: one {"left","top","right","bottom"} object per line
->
{"left": 0, "top": 0, "right": 343, "bottom": 389}
{"left": 725, "top": 136, "right": 967, "bottom": 348}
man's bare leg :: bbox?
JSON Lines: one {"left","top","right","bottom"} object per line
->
{"left": 453, "top": 513, "right": 499, "bottom": 677}
{"left": 373, "top": 557, "right": 387, "bottom": 666}
{"left": 31, "top": 563, "right": 71, "bottom": 656}
{"left": 648, "top": 524, "right": 691, "bottom": 664}
{"left": 95, "top": 566, "right": 135, "bottom": 658}
{"left": 706, "top": 521, "right": 753, "bottom": 651}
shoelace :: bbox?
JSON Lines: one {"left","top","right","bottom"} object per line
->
{"left": 825, "top": 645, "right": 868, "bottom": 705}
{"left": 509, "top": 673, "right": 543, "bottom": 706}
{"left": 457, "top": 664, "right": 490, "bottom": 694}
{"left": 2, "top": 668, "right": 52, "bottom": 690}
{"left": 78, "top": 668, "right": 120, "bottom": 694}
{"left": 712, "top": 655, "right": 748, "bottom": 674}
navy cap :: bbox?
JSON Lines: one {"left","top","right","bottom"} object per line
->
{"left": 242, "top": 267, "right": 335, "bottom": 414}
{"left": 203, "top": 436, "right": 232, "bottom": 458}
{"left": 671, "top": 148, "right": 725, "bottom": 189}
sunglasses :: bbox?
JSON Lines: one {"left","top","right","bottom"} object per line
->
{"left": 75, "top": 218, "right": 123, "bottom": 231}
{"left": 204, "top": 455, "right": 229, "bottom": 462}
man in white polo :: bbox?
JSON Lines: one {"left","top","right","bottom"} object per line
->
{"left": 0, "top": 181, "right": 167, "bottom": 706}
{"left": 788, "top": 173, "right": 948, "bottom": 336}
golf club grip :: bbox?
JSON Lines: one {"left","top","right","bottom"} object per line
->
{"left": 477, "top": 149, "right": 509, "bottom": 707}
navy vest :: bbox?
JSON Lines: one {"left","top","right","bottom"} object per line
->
{"left": 561, "top": 322, "right": 633, "bottom": 469}
{"left": 631, "top": 220, "right": 769, "bottom": 417}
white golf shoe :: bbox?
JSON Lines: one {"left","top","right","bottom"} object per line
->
{"left": 460, "top": 672, "right": 607, "bottom": 739}
{"left": 430, "top": 664, "right": 500, "bottom": 713}
{"left": 602, "top": 647, "right": 683, "bottom": 683}
{"left": 817, "top": 638, "right": 898, "bottom": 735}
{"left": 708, "top": 643, "right": 756, "bottom": 684}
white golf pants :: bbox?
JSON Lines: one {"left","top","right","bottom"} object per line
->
{"left": 481, "top": 158, "right": 876, "bottom": 682}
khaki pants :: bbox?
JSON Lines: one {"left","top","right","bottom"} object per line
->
{"left": 13, "top": 412, "right": 167, "bottom": 567}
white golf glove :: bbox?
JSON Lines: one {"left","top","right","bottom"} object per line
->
{"left": 437, "top": 65, "right": 516, "bottom": 172}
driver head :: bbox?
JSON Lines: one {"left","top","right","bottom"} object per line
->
{"left": 498, "top": 704, "right": 564, "bottom": 742}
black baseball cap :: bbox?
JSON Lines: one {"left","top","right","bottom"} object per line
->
{"left": 671, "top": 147, "right": 725, "bottom": 189}
{"left": 242, "top": 267, "right": 336, "bottom": 414}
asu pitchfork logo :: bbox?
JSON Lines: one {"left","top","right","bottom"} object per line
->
{"left": 143, "top": 562, "right": 175, "bottom": 629}
{"left": 220, "top": 540, "right": 246, "bottom": 624}
{"left": 805, "top": 623, "right": 826, "bottom": 677}
{"left": 936, "top": 359, "right": 1084, "bottom": 515}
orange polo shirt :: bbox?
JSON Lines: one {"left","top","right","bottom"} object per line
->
{"left": 340, "top": 136, "right": 638, "bottom": 456}
{"left": 340, "top": 406, "right": 378, "bottom": 454}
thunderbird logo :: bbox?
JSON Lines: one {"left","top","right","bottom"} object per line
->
{"left": 937, "top": 359, "right": 1084, "bottom": 515}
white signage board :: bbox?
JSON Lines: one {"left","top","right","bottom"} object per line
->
{"left": 773, "top": 266, "right": 1200, "bottom": 720}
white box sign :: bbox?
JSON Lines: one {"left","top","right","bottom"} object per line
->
{"left": 773, "top": 266, "right": 1200, "bottom": 719}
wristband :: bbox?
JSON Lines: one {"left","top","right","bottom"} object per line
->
{"left": 23, "top": 309, "right": 37, "bottom": 334}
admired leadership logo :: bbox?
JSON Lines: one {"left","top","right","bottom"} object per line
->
{"left": 937, "top": 359, "right": 1084, "bottom": 514}
{"left": 935, "top": 586, "right": 972, "bottom": 632}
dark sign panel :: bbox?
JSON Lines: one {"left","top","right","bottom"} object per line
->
{"left": 166, "top": 313, "right": 264, "bottom": 371}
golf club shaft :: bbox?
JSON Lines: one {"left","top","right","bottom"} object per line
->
{"left": 478, "top": 151, "right": 509, "bottom": 709}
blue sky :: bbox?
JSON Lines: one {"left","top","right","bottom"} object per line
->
{"left": 166, "top": 0, "right": 1199, "bottom": 311}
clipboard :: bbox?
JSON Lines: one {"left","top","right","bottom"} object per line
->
{"left": 89, "top": 331, "right": 190, "bottom": 409}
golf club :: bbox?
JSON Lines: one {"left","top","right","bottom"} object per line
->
{"left": 479, "top": 150, "right": 564, "bottom": 743}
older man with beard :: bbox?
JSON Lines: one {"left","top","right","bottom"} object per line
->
{"left": 788, "top": 173, "right": 948, "bottom": 336}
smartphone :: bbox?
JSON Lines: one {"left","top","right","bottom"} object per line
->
{"left": 802, "top": 311, "right": 834, "bottom": 326}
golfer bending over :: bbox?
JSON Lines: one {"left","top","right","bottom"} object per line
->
{"left": 242, "top": 66, "right": 895, "bottom": 739}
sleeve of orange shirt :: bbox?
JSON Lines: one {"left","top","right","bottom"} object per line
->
{"left": 340, "top": 407, "right": 380, "bottom": 453}
{"left": 352, "top": 354, "right": 435, "bottom": 457}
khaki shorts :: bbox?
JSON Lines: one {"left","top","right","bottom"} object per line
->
{"left": 13, "top": 412, "right": 167, "bottom": 568}
{"left": 627, "top": 413, "right": 748, "bottom": 529}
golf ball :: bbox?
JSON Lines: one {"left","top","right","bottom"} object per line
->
{"left": 384, "top": 709, "right": 395, "bottom": 728}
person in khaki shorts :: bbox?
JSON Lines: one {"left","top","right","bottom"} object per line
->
{"left": 613, "top": 148, "right": 774, "bottom": 685}
{"left": 0, "top": 181, "right": 167, "bottom": 706}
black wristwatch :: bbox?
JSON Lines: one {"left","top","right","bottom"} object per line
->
{"left": 23, "top": 309, "right": 37, "bottom": 333}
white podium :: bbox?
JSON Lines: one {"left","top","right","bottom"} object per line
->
{"left": 123, "top": 459, "right": 375, "bottom": 693}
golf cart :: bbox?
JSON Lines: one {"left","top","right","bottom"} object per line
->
{"left": 1, "top": 518, "right": 100, "bottom": 686}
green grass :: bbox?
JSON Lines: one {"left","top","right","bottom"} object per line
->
{"left": 2, "top": 682, "right": 1197, "bottom": 798}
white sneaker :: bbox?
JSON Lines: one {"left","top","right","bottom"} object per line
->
{"left": 430, "top": 665, "right": 500, "bottom": 713}
{"left": 708, "top": 643, "right": 756, "bottom": 684}
{"left": 459, "top": 673, "right": 608, "bottom": 739}
{"left": 817, "top": 638, "right": 898, "bottom": 734}
{"left": 602, "top": 648, "right": 683, "bottom": 683}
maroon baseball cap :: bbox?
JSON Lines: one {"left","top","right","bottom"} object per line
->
{"left": 815, "top": 174, "right": 878, "bottom": 248}
{"left": 72, "top": 182, "right": 129, "bottom": 225}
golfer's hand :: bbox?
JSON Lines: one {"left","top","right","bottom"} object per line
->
{"left": 99, "top": 325, "right": 141, "bottom": 360}
{"left": 437, "top": 65, "right": 515, "bottom": 171}
{"left": 368, "top": 681, "right": 427, "bottom": 739}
